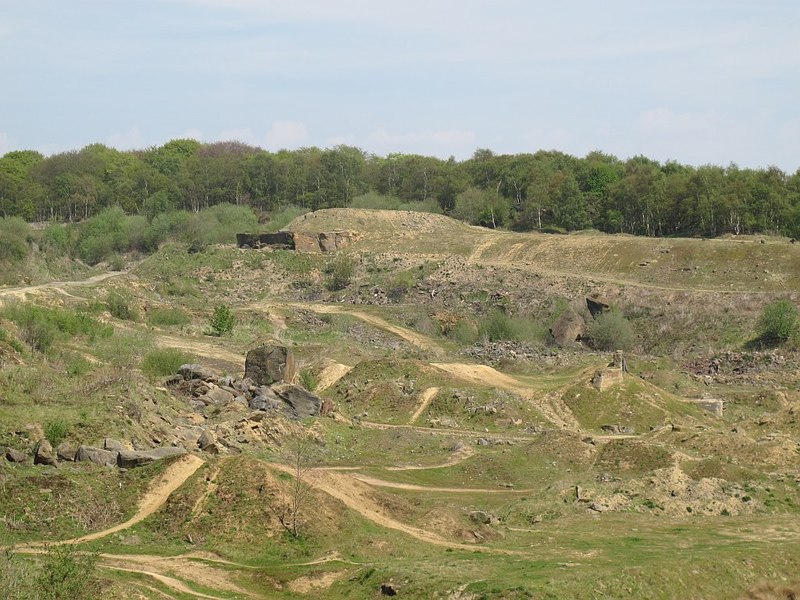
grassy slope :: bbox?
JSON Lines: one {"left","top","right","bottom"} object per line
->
{"left": 1, "top": 209, "right": 799, "bottom": 598}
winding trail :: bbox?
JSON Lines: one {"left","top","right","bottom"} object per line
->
{"left": 22, "top": 454, "right": 205, "bottom": 547}
{"left": 348, "top": 472, "right": 532, "bottom": 494}
{"left": 267, "top": 462, "right": 531, "bottom": 556}
{"left": 0, "top": 271, "right": 126, "bottom": 305}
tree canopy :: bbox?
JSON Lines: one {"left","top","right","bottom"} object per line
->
{"left": 1, "top": 141, "right": 798, "bottom": 239}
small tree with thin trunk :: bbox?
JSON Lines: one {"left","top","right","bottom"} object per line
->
{"left": 270, "top": 436, "right": 316, "bottom": 538}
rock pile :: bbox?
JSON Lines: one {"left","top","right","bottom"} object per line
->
{"left": 5, "top": 436, "right": 187, "bottom": 470}
{"left": 169, "top": 345, "right": 331, "bottom": 420}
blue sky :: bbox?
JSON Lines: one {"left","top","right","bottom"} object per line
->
{"left": 1, "top": 0, "right": 799, "bottom": 170}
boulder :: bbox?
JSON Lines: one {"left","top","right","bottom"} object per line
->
{"left": 586, "top": 297, "right": 612, "bottom": 318}
{"left": 103, "top": 438, "right": 127, "bottom": 451}
{"left": 56, "top": 442, "right": 78, "bottom": 461}
{"left": 76, "top": 445, "right": 118, "bottom": 466}
{"left": 272, "top": 383, "right": 323, "bottom": 419}
{"left": 549, "top": 309, "right": 585, "bottom": 346}
{"left": 5, "top": 446, "right": 29, "bottom": 463}
{"left": 469, "top": 510, "right": 492, "bottom": 524}
{"left": 34, "top": 439, "right": 57, "bottom": 466}
{"left": 117, "top": 446, "right": 187, "bottom": 469}
{"left": 197, "top": 430, "right": 217, "bottom": 452}
{"left": 245, "top": 345, "right": 296, "bottom": 386}
{"left": 201, "top": 386, "right": 235, "bottom": 405}
{"left": 178, "top": 364, "right": 218, "bottom": 382}
{"left": 249, "top": 386, "right": 282, "bottom": 411}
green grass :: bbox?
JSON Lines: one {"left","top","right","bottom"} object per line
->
{"left": 147, "top": 307, "right": 191, "bottom": 327}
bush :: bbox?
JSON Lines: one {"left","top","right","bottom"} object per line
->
{"left": 479, "top": 310, "right": 517, "bottom": 342}
{"left": 41, "top": 223, "right": 72, "bottom": 257}
{"left": 208, "top": 304, "right": 235, "bottom": 336}
{"left": 0, "top": 216, "right": 31, "bottom": 262}
{"left": 44, "top": 420, "right": 69, "bottom": 446}
{"left": 141, "top": 347, "right": 195, "bottom": 378}
{"left": 299, "top": 368, "right": 318, "bottom": 391}
{"left": 758, "top": 299, "right": 799, "bottom": 344}
{"left": 185, "top": 203, "right": 259, "bottom": 246}
{"left": 586, "top": 310, "right": 635, "bottom": 351}
{"left": 35, "top": 544, "right": 99, "bottom": 600}
{"left": 76, "top": 206, "right": 128, "bottom": 264}
{"left": 105, "top": 290, "right": 138, "bottom": 321}
{"left": 448, "top": 319, "right": 480, "bottom": 345}
{"left": 325, "top": 255, "right": 355, "bottom": 291}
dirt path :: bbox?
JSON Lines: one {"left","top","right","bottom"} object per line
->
{"left": 431, "top": 362, "right": 581, "bottom": 430}
{"left": 268, "top": 463, "right": 530, "bottom": 556}
{"left": 387, "top": 445, "right": 475, "bottom": 471}
{"left": 0, "top": 271, "right": 126, "bottom": 304}
{"left": 248, "top": 300, "right": 444, "bottom": 353}
{"left": 101, "top": 552, "right": 254, "bottom": 598}
{"left": 153, "top": 332, "right": 243, "bottom": 366}
{"left": 408, "top": 387, "right": 440, "bottom": 424}
{"left": 348, "top": 473, "right": 532, "bottom": 494}
{"left": 29, "top": 455, "right": 206, "bottom": 546}
{"left": 103, "top": 565, "right": 228, "bottom": 600}
{"left": 316, "top": 362, "right": 354, "bottom": 392}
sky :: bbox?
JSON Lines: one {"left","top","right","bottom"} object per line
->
{"left": 1, "top": 0, "right": 799, "bottom": 170}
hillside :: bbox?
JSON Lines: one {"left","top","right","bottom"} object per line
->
{"left": 1, "top": 208, "right": 799, "bottom": 599}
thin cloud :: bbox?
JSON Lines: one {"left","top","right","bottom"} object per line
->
{"left": 106, "top": 127, "right": 146, "bottom": 151}
{"left": 0, "top": 131, "right": 16, "bottom": 156}
{"left": 265, "top": 121, "right": 309, "bottom": 150}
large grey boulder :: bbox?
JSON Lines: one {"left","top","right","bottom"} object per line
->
{"left": 34, "top": 439, "right": 57, "bottom": 466}
{"left": 245, "top": 345, "right": 296, "bottom": 386}
{"left": 76, "top": 445, "right": 118, "bottom": 466}
{"left": 117, "top": 446, "right": 187, "bottom": 468}
{"left": 549, "top": 309, "right": 585, "bottom": 347}
{"left": 272, "top": 383, "right": 323, "bottom": 419}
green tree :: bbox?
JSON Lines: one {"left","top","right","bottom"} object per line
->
{"left": 208, "top": 304, "right": 235, "bottom": 336}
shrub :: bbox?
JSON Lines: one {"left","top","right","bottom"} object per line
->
{"left": 208, "top": 304, "right": 235, "bottom": 336}
{"left": 479, "top": 310, "right": 520, "bottom": 342}
{"left": 141, "top": 348, "right": 195, "bottom": 378}
{"left": 0, "top": 216, "right": 31, "bottom": 262}
{"left": 185, "top": 203, "right": 259, "bottom": 246}
{"left": 35, "top": 544, "right": 99, "bottom": 600}
{"left": 44, "top": 420, "right": 69, "bottom": 446}
{"left": 325, "top": 255, "right": 355, "bottom": 291}
{"left": 586, "top": 310, "right": 635, "bottom": 351}
{"left": 105, "top": 290, "right": 138, "bottom": 321}
{"left": 41, "top": 223, "right": 72, "bottom": 257}
{"left": 148, "top": 307, "right": 191, "bottom": 327}
{"left": 448, "top": 319, "right": 480, "bottom": 345}
{"left": 76, "top": 206, "right": 128, "bottom": 264}
{"left": 299, "top": 368, "right": 318, "bottom": 391}
{"left": 758, "top": 299, "right": 799, "bottom": 344}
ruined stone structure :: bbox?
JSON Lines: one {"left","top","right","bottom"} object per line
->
{"left": 592, "top": 368, "right": 624, "bottom": 391}
{"left": 236, "top": 230, "right": 356, "bottom": 252}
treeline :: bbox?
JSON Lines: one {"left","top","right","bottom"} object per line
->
{"left": 1, "top": 140, "right": 799, "bottom": 238}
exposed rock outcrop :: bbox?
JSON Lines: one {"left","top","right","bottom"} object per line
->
{"left": 244, "top": 345, "right": 297, "bottom": 386}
